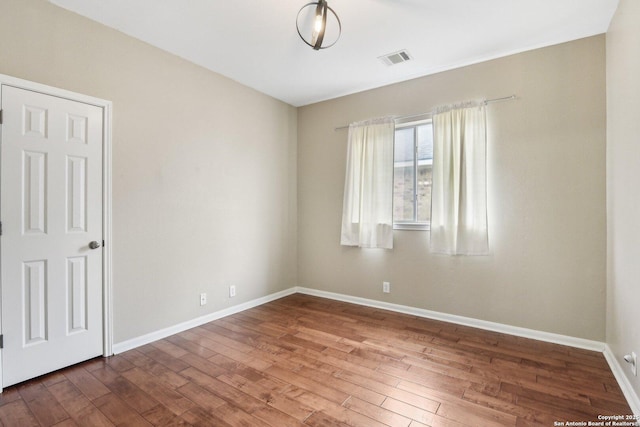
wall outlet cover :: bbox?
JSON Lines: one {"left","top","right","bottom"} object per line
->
{"left": 229, "top": 285, "right": 236, "bottom": 298}
{"left": 383, "top": 281, "right": 390, "bottom": 293}
{"left": 200, "top": 293, "right": 207, "bottom": 306}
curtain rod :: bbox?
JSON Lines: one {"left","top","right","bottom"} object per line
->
{"left": 334, "top": 94, "right": 517, "bottom": 131}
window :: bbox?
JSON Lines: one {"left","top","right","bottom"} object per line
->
{"left": 393, "top": 119, "right": 433, "bottom": 230}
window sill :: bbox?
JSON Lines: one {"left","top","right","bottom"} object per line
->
{"left": 393, "top": 223, "right": 430, "bottom": 231}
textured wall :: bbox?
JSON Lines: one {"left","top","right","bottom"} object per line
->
{"left": 0, "top": 0, "right": 298, "bottom": 343}
{"left": 0, "top": 0, "right": 611, "bottom": 348}
{"left": 298, "top": 36, "right": 606, "bottom": 340}
{"left": 606, "top": 0, "right": 640, "bottom": 401}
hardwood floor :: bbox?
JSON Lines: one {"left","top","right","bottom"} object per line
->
{"left": 0, "top": 294, "right": 633, "bottom": 426}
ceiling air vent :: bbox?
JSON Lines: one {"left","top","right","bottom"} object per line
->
{"left": 379, "top": 49, "right": 412, "bottom": 66}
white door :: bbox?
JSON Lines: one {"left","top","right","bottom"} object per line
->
{"left": 0, "top": 85, "right": 104, "bottom": 387}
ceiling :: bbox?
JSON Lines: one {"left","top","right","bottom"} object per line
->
{"left": 49, "top": 0, "right": 618, "bottom": 107}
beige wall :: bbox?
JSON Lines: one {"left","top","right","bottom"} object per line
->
{"left": 298, "top": 36, "right": 606, "bottom": 340}
{"left": 0, "top": 0, "right": 298, "bottom": 343}
{"left": 606, "top": 0, "right": 640, "bottom": 398}
{"left": 0, "top": 0, "right": 610, "bottom": 347}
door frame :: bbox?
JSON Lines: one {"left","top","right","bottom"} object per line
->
{"left": 0, "top": 74, "right": 113, "bottom": 391}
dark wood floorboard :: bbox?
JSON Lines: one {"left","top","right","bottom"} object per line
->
{"left": 0, "top": 294, "right": 634, "bottom": 426}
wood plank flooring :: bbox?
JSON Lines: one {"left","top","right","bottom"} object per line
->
{"left": 0, "top": 294, "right": 634, "bottom": 426}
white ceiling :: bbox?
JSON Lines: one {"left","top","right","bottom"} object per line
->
{"left": 49, "top": 0, "right": 618, "bottom": 107}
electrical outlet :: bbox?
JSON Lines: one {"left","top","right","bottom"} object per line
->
{"left": 229, "top": 285, "right": 236, "bottom": 298}
{"left": 200, "top": 293, "right": 207, "bottom": 306}
{"left": 383, "top": 281, "right": 390, "bottom": 293}
{"left": 624, "top": 352, "right": 637, "bottom": 376}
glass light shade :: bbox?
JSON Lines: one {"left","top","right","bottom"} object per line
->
{"left": 296, "top": 0, "right": 341, "bottom": 50}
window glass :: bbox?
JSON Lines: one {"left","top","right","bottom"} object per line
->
{"left": 393, "top": 128, "right": 415, "bottom": 223}
{"left": 416, "top": 124, "right": 433, "bottom": 223}
{"left": 393, "top": 121, "right": 433, "bottom": 228}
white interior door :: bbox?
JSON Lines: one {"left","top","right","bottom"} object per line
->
{"left": 1, "top": 85, "right": 104, "bottom": 387}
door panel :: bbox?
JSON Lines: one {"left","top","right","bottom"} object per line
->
{"left": 1, "top": 85, "right": 104, "bottom": 387}
{"left": 23, "top": 260, "right": 47, "bottom": 344}
{"left": 23, "top": 151, "right": 47, "bottom": 234}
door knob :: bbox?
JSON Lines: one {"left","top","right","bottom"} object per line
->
{"left": 89, "top": 241, "right": 101, "bottom": 250}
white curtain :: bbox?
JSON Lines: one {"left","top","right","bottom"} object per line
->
{"left": 340, "top": 117, "right": 395, "bottom": 249}
{"left": 430, "top": 102, "right": 489, "bottom": 255}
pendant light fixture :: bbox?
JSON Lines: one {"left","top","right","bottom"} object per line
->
{"left": 296, "top": 0, "right": 342, "bottom": 50}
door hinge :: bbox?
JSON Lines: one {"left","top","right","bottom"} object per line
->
{"left": 0, "top": 334, "right": 4, "bottom": 349}
{"left": 0, "top": 221, "right": 3, "bottom": 236}
{"left": 0, "top": 109, "right": 3, "bottom": 125}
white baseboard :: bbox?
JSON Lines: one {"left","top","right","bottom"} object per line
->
{"left": 112, "top": 285, "right": 638, "bottom": 414}
{"left": 112, "top": 287, "right": 297, "bottom": 354}
{"left": 115, "top": 285, "right": 606, "bottom": 355}
{"left": 295, "top": 287, "right": 605, "bottom": 352}
{"left": 296, "top": 289, "right": 640, "bottom": 413}
{"left": 604, "top": 344, "right": 640, "bottom": 416}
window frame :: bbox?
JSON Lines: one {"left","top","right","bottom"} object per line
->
{"left": 392, "top": 117, "right": 433, "bottom": 231}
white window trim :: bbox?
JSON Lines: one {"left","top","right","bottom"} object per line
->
{"left": 393, "top": 222, "right": 430, "bottom": 231}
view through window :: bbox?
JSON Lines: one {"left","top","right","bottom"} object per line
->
{"left": 393, "top": 120, "right": 433, "bottom": 229}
